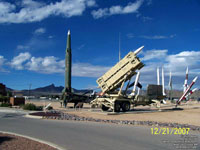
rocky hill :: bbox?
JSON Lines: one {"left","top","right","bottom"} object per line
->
{"left": 8, "top": 84, "right": 93, "bottom": 96}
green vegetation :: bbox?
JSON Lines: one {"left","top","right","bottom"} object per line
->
{"left": 0, "top": 95, "right": 9, "bottom": 103}
{"left": 47, "top": 106, "right": 53, "bottom": 110}
{"left": 6, "top": 91, "right": 12, "bottom": 97}
{"left": 22, "top": 103, "right": 43, "bottom": 111}
{"left": 0, "top": 103, "right": 12, "bottom": 107}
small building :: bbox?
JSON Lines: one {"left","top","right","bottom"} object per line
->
{"left": 10, "top": 97, "right": 25, "bottom": 106}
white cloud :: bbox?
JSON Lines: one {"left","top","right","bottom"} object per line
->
{"left": 0, "top": 0, "right": 96, "bottom": 23}
{"left": 72, "top": 63, "right": 110, "bottom": 77}
{"left": 91, "top": 0, "right": 143, "bottom": 19}
{"left": 0, "top": 2, "right": 15, "bottom": 14}
{"left": 8, "top": 52, "right": 110, "bottom": 77}
{"left": 26, "top": 56, "right": 110, "bottom": 77}
{"left": 138, "top": 49, "right": 200, "bottom": 89}
{"left": 34, "top": 27, "right": 46, "bottom": 35}
{"left": 26, "top": 56, "right": 65, "bottom": 74}
{"left": 0, "top": 55, "right": 7, "bottom": 72}
{"left": 165, "top": 51, "right": 200, "bottom": 73}
{"left": 141, "top": 49, "right": 200, "bottom": 75}
{"left": 21, "top": 0, "right": 44, "bottom": 8}
{"left": 4, "top": 49, "right": 200, "bottom": 89}
{"left": 141, "top": 49, "right": 168, "bottom": 61}
{"left": 140, "top": 34, "right": 176, "bottom": 39}
{"left": 10, "top": 52, "right": 31, "bottom": 70}
{"left": 86, "top": 0, "right": 96, "bottom": 7}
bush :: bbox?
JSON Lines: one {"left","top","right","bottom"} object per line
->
{"left": 0, "top": 103, "right": 12, "bottom": 107}
{"left": 47, "top": 106, "right": 53, "bottom": 110}
{"left": 0, "top": 95, "right": 9, "bottom": 103}
{"left": 23, "top": 103, "right": 43, "bottom": 111}
{"left": 36, "top": 106, "right": 43, "bottom": 111}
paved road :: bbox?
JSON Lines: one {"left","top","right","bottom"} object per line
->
{"left": 0, "top": 108, "right": 199, "bottom": 150}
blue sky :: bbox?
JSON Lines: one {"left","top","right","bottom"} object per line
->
{"left": 0, "top": 0, "right": 200, "bottom": 91}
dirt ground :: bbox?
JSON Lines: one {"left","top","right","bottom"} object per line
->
{"left": 29, "top": 100, "right": 200, "bottom": 126}
{"left": 0, "top": 133, "right": 57, "bottom": 150}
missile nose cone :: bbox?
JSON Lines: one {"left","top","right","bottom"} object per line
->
{"left": 186, "top": 67, "right": 189, "bottom": 74}
{"left": 193, "top": 88, "right": 198, "bottom": 91}
{"left": 134, "top": 46, "right": 144, "bottom": 55}
{"left": 193, "top": 76, "right": 198, "bottom": 82}
{"left": 68, "top": 30, "right": 70, "bottom": 35}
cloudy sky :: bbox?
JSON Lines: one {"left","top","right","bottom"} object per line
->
{"left": 0, "top": 0, "right": 200, "bottom": 90}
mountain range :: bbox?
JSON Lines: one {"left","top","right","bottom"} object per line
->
{"left": 7, "top": 84, "right": 93, "bottom": 96}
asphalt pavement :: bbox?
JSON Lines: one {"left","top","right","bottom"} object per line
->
{"left": 0, "top": 108, "right": 199, "bottom": 150}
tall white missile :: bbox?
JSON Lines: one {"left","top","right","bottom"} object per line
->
{"left": 131, "top": 71, "right": 140, "bottom": 96}
{"left": 185, "top": 88, "right": 198, "bottom": 99}
{"left": 134, "top": 46, "right": 144, "bottom": 55}
{"left": 137, "top": 88, "right": 141, "bottom": 95}
{"left": 157, "top": 67, "right": 160, "bottom": 85}
{"left": 177, "top": 76, "right": 198, "bottom": 104}
{"left": 168, "top": 71, "right": 172, "bottom": 100}
{"left": 183, "top": 67, "right": 189, "bottom": 92}
{"left": 162, "top": 67, "right": 166, "bottom": 96}
{"left": 168, "top": 71, "right": 172, "bottom": 88}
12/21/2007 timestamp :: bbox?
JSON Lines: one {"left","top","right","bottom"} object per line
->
{"left": 151, "top": 128, "right": 190, "bottom": 135}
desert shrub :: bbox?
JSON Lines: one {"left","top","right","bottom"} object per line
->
{"left": 23, "top": 103, "right": 43, "bottom": 111}
{"left": 36, "top": 106, "right": 43, "bottom": 111}
{"left": 23, "top": 103, "right": 37, "bottom": 110}
{"left": 47, "top": 106, "right": 53, "bottom": 110}
{"left": 0, "top": 95, "right": 9, "bottom": 103}
{"left": 0, "top": 103, "right": 12, "bottom": 107}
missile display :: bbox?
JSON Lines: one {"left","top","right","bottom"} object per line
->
{"left": 185, "top": 88, "right": 198, "bottom": 99}
{"left": 168, "top": 71, "right": 172, "bottom": 100}
{"left": 134, "top": 46, "right": 144, "bottom": 55}
{"left": 168, "top": 71, "right": 172, "bottom": 88}
{"left": 183, "top": 67, "right": 189, "bottom": 92}
{"left": 131, "top": 71, "right": 140, "bottom": 96}
{"left": 162, "top": 67, "right": 166, "bottom": 96}
{"left": 97, "top": 46, "right": 144, "bottom": 93}
{"left": 65, "top": 30, "right": 72, "bottom": 93}
{"left": 137, "top": 88, "right": 141, "bottom": 95}
{"left": 177, "top": 76, "right": 198, "bottom": 104}
{"left": 157, "top": 67, "right": 160, "bottom": 85}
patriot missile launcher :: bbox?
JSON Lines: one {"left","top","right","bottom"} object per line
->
{"left": 96, "top": 46, "right": 144, "bottom": 94}
{"left": 91, "top": 46, "right": 165, "bottom": 112}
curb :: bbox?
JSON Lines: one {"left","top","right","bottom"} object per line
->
{"left": 0, "top": 131, "right": 66, "bottom": 150}
{"left": 25, "top": 114, "right": 43, "bottom": 119}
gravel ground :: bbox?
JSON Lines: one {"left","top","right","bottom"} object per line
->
{"left": 39, "top": 111, "right": 200, "bottom": 132}
{"left": 0, "top": 133, "right": 58, "bottom": 150}
{"left": 29, "top": 101, "right": 200, "bottom": 131}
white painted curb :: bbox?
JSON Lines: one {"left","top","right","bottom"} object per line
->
{"left": 25, "top": 114, "right": 43, "bottom": 119}
{"left": 0, "top": 131, "right": 66, "bottom": 150}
